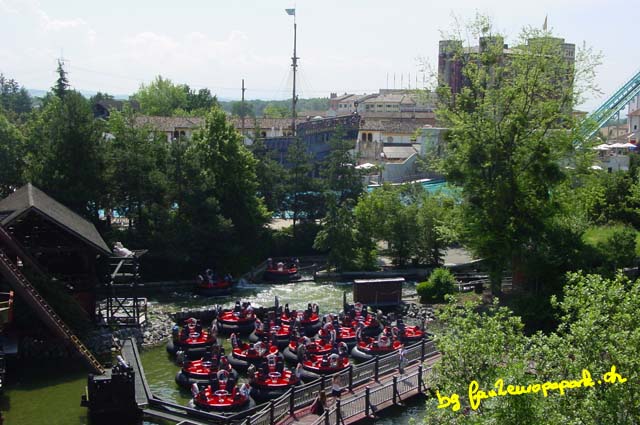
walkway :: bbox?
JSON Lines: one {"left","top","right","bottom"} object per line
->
{"left": 119, "top": 337, "right": 440, "bottom": 425}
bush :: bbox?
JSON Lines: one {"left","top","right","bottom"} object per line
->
{"left": 417, "top": 267, "right": 456, "bottom": 303}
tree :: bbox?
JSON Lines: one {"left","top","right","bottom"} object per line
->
{"left": 436, "top": 17, "right": 600, "bottom": 293}
{"left": 423, "top": 271, "right": 640, "bottom": 424}
{"left": 263, "top": 103, "right": 289, "bottom": 118}
{"left": 321, "top": 126, "right": 363, "bottom": 206}
{"left": 231, "top": 101, "right": 255, "bottom": 118}
{"left": 416, "top": 267, "right": 456, "bottom": 302}
{"left": 249, "top": 129, "right": 286, "bottom": 214}
{"left": 313, "top": 195, "right": 358, "bottom": 271}
{"left": 104, "top": 107, "right": 171, "bottom": 237}
{"left": 0, "top": 74, "right": 32, "bottom": 115}
{"left": 185, "top": 87, "right": 217, "bottom": 114}
{"left": 53, "top": 59, "right": 70, "bottom": 98}
{"left": 0, "top": 111, "right": 25, "bottom": 197}
{"left": 180, "top": 105, "right": 269, "bottom": 266}
{"left": 25, "top": 91, "right": 105, "bottom": 219}
{"left": 132, "top": 75, "right": 188, "bottom": 116}
{"left": 283, "top": 138, "right": 324, "bottom": 237}
{"left": 89, "top": 91, "right": 114, "bottom": 103}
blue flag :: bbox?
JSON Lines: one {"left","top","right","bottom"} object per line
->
{"left": 285, "top": 8, "right": 295, "bottom": 16}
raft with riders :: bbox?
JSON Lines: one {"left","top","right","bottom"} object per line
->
{"left": 165, "top": 298, "right": 430, "bottom": 413}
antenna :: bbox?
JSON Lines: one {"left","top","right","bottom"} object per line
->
{"left": 241, "top": 79, "right": 246, "bottom": 140}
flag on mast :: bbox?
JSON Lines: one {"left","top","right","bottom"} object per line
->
{"left": 543, "top": 15, "right": 548, "bottom": 31}
{"left": 285, "top": 8, "right": 295, "bottom": 16}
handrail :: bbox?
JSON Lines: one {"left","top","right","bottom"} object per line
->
{"left": 0, "top": 249, "right": 104, "bottom": 374}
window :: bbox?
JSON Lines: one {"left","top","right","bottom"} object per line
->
{"left": 361, "top": 133, "right": 366, "bottom": 141}
{"left": 261, "top": 131, "right": 267, "bottom": 138}
{"left": 367, "top": 133, "right": 372, "bottom": 142}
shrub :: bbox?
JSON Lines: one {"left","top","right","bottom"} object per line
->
{"left": 417, "top": 267, "right": 456, "bottom": 303}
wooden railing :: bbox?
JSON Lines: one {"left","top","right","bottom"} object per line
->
{"left": 136, "top": 338, "right": 438, "bottom": 425}
{"left": 0, "top": 249, "right": 104, "bottom": 374}
{"left": 238, "top": 339, "right": 438, "bottom": 425}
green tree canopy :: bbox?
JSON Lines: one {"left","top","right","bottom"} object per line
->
{"left": 0, "top": 111, "right": 25, "bottom": 197}
{"left": 424, "top": 272, "right": 640, "bottom": 424}
{"left": 132, "top": 75, "right": 189, "bottom": 116}
{"left": 0, "top": 74, "right": 32, "bottom": 115}
{"left": 25, "top": 91, "right": 105, "bottom": 219}
{"left": 437, "top": 17, "right": 600, "bottom": 293}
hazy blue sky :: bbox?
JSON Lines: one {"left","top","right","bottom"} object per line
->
{"left": 0, "top": 0, "right": 636, "bottom": 110}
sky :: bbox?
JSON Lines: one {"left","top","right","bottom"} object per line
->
{"left": 0, "top": 0, "right": 637, "bottom": 111}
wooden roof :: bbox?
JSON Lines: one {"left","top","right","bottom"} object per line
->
{"left": 0, "top": 183, "right": 110, "bottom": 255}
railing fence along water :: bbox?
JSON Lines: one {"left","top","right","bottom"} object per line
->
{"left": 129, "top": 337, "right": 437, "bottom": 425}
{"left": 232, "top": 338, "right": 438, "bottom": 425}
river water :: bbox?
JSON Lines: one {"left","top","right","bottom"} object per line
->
{"left": 2, "top": 279, "right": 428, "bottom": 424}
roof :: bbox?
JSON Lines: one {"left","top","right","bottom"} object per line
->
{"left": 383, "top": 145, "right": 417, "bottom": 160}
{"left": 0, "top": 184, "right": 110, "bottom": 255}
{"left": 228, "top": 117, "right": 305, "bottom": 130}
{"left": 629, "top": 109, "right": 640, "bottom": 117}
{"left": 133, "top": 116, "right": 204, "bottom": 132}
{"left": 359, "top": 118, "right": 435, "bottom": 133}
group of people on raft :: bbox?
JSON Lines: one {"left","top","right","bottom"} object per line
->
{"left": 173, "top": 299, "right": 427, "bottom": 413}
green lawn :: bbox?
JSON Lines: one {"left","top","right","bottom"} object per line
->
{"left": 583, "top": 224, "right": 640, "bottom": 257}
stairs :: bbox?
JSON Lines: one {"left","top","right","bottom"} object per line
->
{"left": 0, "top": 249, "right": 104, "bottom": 374}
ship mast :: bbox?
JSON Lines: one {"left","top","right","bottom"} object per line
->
{"left": 287, "top": 8, "right": 298, "bottom": 136}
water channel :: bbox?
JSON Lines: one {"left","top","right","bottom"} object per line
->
{"left": 2, "top": 279, "right": 429, "bottom": 425}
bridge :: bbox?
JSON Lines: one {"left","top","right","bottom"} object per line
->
{"left": 118, "top": 337, "right": 440, "bottom": 425}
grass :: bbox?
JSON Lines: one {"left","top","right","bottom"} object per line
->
{"left": 583, "top": 223, "right": 640, "bottom": 257}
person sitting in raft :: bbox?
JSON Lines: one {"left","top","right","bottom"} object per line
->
{"left": 247, "top": 364, "right": 256, "bottom": 383}
{"left": 230, "top": 333, "right": 239, "bottom": 349}
{"left": 254, "top": 318, "right": 262, "bottom": 332}
{"left": 284, "top": 303, "right": 290, "bottom": 316}
{"left": 219, "top": 355, "right": 230, "bottom": 371}
{"left": 239, "top": 382, "right": 251, "bottom": 398}
{"left": 205, "top": 269, "right": 215, "bottom": 284}
{"left": 196, "top": 274, "right": 205, "bottom": 286}
{"left": 338, "top": 342, "right": 349, "bottom": 359}
{"left": 246, "top": 302, "right": 254, "bottom": 315}
{"left": 180, "top": 324, "right": 190, "bottom": 341}
{"left": 254, "top": 341, "right": 266, "bottom": 357}
{"left": 295, "top": 363, "right": 303, "bottom": 380}
{"left": 378, "top": 334, "right": 391, "bottom": 348}
{"left": 277, "top": 261, "right": 284, "bottom": 271}
{"left": 267, "top": 258, "right": 273, "bottom": 269}
{"left": 191, "top": 382, "right": 200, "bottom": 398}
{"left": 217, "top": 369, "right": 230, "bottom": 388}
{"left": 329, "top": 353, "right": 339, "bottom": 367}
{"left": 321, "top": 355, "right": 330, "bottom": 368}
{"left": 233, "top": 301, "right": 242, "bottom": 314}
{"left": 209, "top": 319, "right": 218, "bottom": 338}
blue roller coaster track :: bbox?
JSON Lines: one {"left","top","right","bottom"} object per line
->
{"left": 581, "top": 67, "right": 640, "bottom": 141}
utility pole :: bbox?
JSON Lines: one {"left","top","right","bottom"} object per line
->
{"left": 241, "top": 79, "right": 246, "bottom": 140}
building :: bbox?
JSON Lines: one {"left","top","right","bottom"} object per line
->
{"left": 328, "top": 93, "right": 376, "bottom": 116}
{"left": 263, "top": 114, "right": 361, "bottom": 167}
{"left": 329, "top": 90, "right": 436, "bottom": 119}
{"left": 133, "top": 116, "right": 204, "bottom": 143}
{"left": 92, "top": 99, "right": 140, "bottom": 120}
{"left": 355, "top": 117, "right": 435, "bottom": 183}
{"left": 438, "top": 35, "right": 575, "bottom": 96}
{"left": 0, "top": 183, "right": 111, "bottom": 318}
